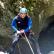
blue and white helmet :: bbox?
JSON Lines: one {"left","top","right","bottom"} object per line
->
{"left": 20, "top": 8, "right": 28, "bottom": 13}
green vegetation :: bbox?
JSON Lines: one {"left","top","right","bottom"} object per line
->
{"left": 0, "top": 0, "right": 54, "bottom": 37}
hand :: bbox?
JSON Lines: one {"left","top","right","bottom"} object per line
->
{"left": 15, "top": 31, "right": 20, "bottom": 36}
{"left": 20, "top": 29, "right": 24, "bottom": 33}
{"left": 17, "top": 30, "right": 21, "bottom": 34}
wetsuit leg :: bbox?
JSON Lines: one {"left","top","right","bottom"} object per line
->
{"left": 10, "top": 33, "right": 20, "bottom": 54}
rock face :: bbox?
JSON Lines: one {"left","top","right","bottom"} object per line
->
{"left": 0, "top": 36, "right": 38, "bottom": 54}
{"left": 0, "top": 0, "right": 54, "bottom": 54}
{"left": 0, "top": 0, "right": 54, "bottom": 36}
{"left": 39, "top": 18, "right": 54, "bottom": 54}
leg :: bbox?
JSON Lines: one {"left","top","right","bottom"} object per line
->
{"left": 28, "top": 32, "right": 36, "bottom": 44}
{"left": 12, "top": 34, "right": 20, "bottom": 48}
{"left": 10, "top": 33, "right": 20, "bottom": 54}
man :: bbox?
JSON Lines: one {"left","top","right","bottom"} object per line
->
{"left": 10, "top": 8, "right": 32, "bottom": 54}
{"left": 12, "top": 8, "right": 32, "bottom": 34}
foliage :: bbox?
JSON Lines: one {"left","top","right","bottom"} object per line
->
{"left": 0, "top": 0, "right": 54, "bottom": 36}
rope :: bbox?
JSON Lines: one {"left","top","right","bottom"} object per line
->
{"left": 24, "top": 33, "right": 35, "bottom": 54}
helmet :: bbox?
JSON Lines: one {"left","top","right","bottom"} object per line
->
{"left": 20, "top": 8, "right": 28, "bottom": 13}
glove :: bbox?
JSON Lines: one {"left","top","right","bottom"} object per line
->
{"left": 20, "top": 30, "right": 24, "bottom": 33}
{"left": 15, "top": 31, "right": 20, "bottom": 37}
{"left": 17, "top": 30, "right": 21, "bottom": 34}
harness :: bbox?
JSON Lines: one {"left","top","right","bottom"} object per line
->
{"left": 16, "top": 16, "right": 29, "bottom": 30}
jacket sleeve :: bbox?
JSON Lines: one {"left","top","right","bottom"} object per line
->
{"left": 11, "top": 16, "right": 18, "bottom": 32}
{"left": 24, "top": 18, "right": 32, "bottom": 32}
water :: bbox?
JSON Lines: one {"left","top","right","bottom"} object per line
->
{"left": 38, "top": 21, "right": 54, "bottom": 54}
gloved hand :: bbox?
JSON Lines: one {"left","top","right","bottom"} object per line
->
{"left": 17, "top": 30, "right": 21, "bottom": 34}
{"left": 20, "top": 29, "right": 25, "bottom": 33}
{"left": 15, "top": 30, "right": 21, "bottom": 37}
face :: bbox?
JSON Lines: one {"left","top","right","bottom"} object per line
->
{"left": 20, "top": 13, "right": 27, "bottom": 19}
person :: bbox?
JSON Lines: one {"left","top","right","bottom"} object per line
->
{"left": 10, "top": 8, "right": 32, "bottom": 54}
